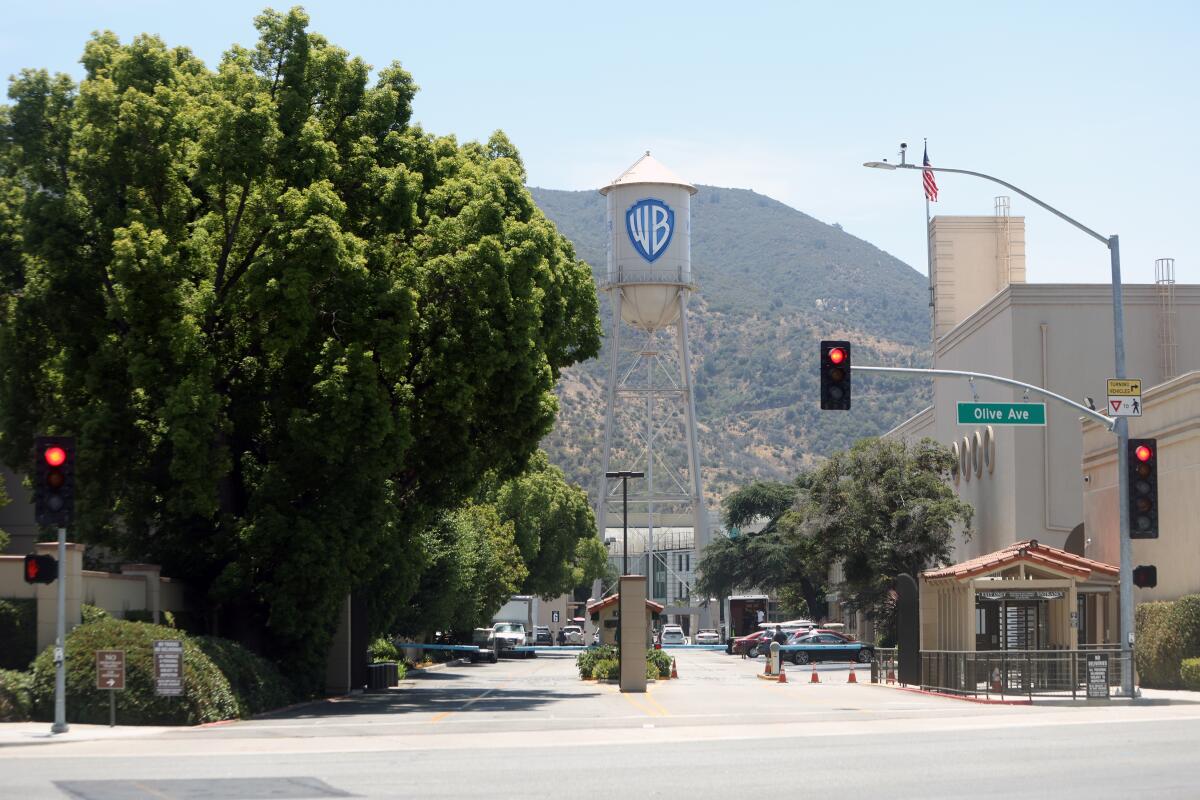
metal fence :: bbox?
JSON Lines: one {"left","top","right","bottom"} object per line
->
{"left": 871, "top": 647, "right": 899, "bottom": 684}
{"left": 919, "top": 649, "right": 1131, "bottom": 700}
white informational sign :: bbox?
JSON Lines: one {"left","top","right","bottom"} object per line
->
{"left": 154, "top": 639, "right": 185, "bottom": 697}
{"left": 1107, "top": 378, "right": 1142, "bottom": 417}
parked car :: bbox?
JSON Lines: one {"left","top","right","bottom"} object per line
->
{"left": 729, "top": 630, "right": 769, "bottom": 656}
{"left": 694, "top": 629, "right": 720, "bottom": 645}
{"left": 533, "top": 625, "right": 552, "bottom": 646}
{"left": 783, "top": 632, "right": 875, "bottom": 665}
{"left": 562, "top": 625, "right": 583, "bottom": 645}
{"left": 660, "top": 624, "right": 687, "bottom": 646}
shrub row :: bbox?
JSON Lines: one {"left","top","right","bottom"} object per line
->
{"left": 1135, "top": 595, "right": 1200, "bottom": 689}
{"left": 27, "top": 618, "right": 294, "bottom": 724}
{"left": 576, "top": 645, "right": 672, "bottom": 680}
{"left": 1181, "top": 658, "right": 1200, "bottom": 691}
{"left": 0, "top": 669, "right": 32, "bottom": 721}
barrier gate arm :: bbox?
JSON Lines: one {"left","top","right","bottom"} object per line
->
{"left": 851, "top": 366, "right": 1117, "bottom": 432}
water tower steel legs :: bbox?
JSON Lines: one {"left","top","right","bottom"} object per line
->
{"left": 593, "top": 289, "right": 623, "bottom": 608}
{"left": 677, "top": 292, "right": 712, "bottom": 630}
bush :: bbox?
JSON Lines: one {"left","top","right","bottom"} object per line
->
{"left": 1135, "top": 596, "right": 1200, "bottom": 689}
{"left": 576, "top": 644, "right": 617, "bottom": 679}
{"left": 0, "top": 599, "right": 36, "bottom": 670}
{"left": 1181, "top": 658, "right": 1200, "bottom": 691}
{"left": 591, "top": 658, "right": 620, "bottom": 680}
{"left": 645, "top": 662, "right": 659, "bottom": 681}
{"left": 28, "top": 618, "right": 287, "bottom": 725}
{"left": 192, "top": 636, "right": 294, "bottom": 716}
{"left": 81, "top": 604, "right": 111, "bottom": 625}
{"left": 368, "top": 637, "right": 400, "bottom": 663}
{"left": 0, "top": 669, "right": 32, "bottom": 721}
{"left": 647, "top": 648, "right": 672, "bottom": 679}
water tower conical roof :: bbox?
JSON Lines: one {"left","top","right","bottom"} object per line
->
{"left": 599, "top": 151, "right": 697, "bottom": 195}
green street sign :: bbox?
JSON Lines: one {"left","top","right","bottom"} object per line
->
{"left": 957, "top": 402, "right": 1046, "bottom": 426}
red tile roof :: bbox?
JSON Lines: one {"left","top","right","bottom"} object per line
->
{"left": 586, "top": 594, "right": 665, "bottom": 615}
{"left": 922, "top": 539, "right": 1119, "bottom": 582}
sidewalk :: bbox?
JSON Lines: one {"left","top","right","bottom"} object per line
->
{"left": 0, "top": 721, "right": 179, "bottom": 747}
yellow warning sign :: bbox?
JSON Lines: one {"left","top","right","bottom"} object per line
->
{"left": 1107, "top": 379, "right": 1141, "bottom": 397}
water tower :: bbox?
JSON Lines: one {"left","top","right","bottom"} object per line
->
{"left": 596, "top": 152, "right": 710, "bottom": 628}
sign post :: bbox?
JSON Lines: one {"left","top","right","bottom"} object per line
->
{"left": 95, "top": 650, "right": 125, "bottom": 727}
{"left": 154, "top": 640, "right": 185, "bottom": 697}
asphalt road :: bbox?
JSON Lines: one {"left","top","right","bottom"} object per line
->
{"left": 3, "top": 650, "right": 1200, "bottom": 799}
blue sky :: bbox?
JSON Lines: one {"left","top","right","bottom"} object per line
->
{"left": 3, "top": 1, "right": 1197, "bottom": 284}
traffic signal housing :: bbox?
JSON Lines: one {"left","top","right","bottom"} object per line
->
{"left": 34, "top": 435, "right": 75, "bottom": 527}
{"left": 1133, "top": 565, "right": 1157, "bottom": 589}
{"left": 23, "top": 553, "right": 58, "bottom": 584}
{"left": 820, "top": 340, "right": 851, "bottom": 410}
{"left": 1127, "top": 438, "right": 1158, "bottom": 539}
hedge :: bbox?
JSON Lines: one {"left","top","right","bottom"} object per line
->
{"left": 1135, "top": 595, "right": 1200, "bottom": 689}
{"left": 591, "top": 658, "right": 619, "bottom": 680}
{"left": 0, "top": 599, "right": 37, "bottom": 670}
{"left": 576, "top": 645, "right": 617, "bottom": 679}
{"left": 29, "top": 618, "right": 292, "bottom": 724}
{"left": 1181, "top": 658, "right": 1200, "bottom": 691}
{"left": 0, "top": 669, "right": 32, "bottom": 721}
{"left": 576, "top": 646, "right": 672, "bottom": 680}
{"left": 647, "top": 649, "right": 672, "bottom": 679}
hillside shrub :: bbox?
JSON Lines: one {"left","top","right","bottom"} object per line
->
{"left": 192, "top": 636, "right": 294, "bottom": 716}
{"left": 0, "top": 599, "right": 36, "bottom": 670}
{"left": 29, "top": 619, "right": 270, "bottom": 724}
{"left": 1181, "top": 658, "right": 1200, "bottom": 691}
{"left": 0, "top": 669, "right": 32, "bottom": 721}
{"left": 591, "top": 658, "right": 619, "bottom": 680}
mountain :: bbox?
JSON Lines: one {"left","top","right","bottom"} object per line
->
{"left": 532, "top": 185, "right": 933, "bottom": 504}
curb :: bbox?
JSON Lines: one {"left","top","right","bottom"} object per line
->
{"left": 864, "top": 682, "right": 1033, "bottom": 706}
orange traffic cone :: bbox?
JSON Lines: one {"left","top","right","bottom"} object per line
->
{"left": 778, "top": 662, "right": 787, "bottom": 683}
{"left": 847, "top": 666, "right": 857, "bottom": 684}
{"left": 671, "top": 658, "right": 679, "bottom": 679}
{"left": 810, "top": 664, "right": 820, "bottom": 683}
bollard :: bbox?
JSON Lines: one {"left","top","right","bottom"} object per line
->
{"left": 769, "top": 641, "right": 781, "bottom": 677}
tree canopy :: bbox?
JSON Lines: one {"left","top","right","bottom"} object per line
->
{"left": 696, "top": 438, "right": 973, "bottom": 632}
{"left": 0, "top": 8, "right": 600, "bottom": 687}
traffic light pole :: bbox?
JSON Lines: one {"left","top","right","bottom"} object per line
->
{"left": 52, "top": 525, "right": 68, "bottom": 733}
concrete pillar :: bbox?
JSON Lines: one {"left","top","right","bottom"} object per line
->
{"left": 35, "top": 541, "right": 83, "bottom": 652}
{"left": 618, "top": 576, "right": 647, "bottom": 693}
{"left": 120, "top": 563, "right": 162, "bottom": 623}
{"left": 324, "top": 595, "right": 352, "bottom": 695}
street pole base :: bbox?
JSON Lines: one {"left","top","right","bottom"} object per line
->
{"left": 51, "top": 721, "right": 69, "bottom": 734}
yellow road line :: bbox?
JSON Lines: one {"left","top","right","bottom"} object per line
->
{"left": 643, "top": 687, "right": 671, "bottom": 717}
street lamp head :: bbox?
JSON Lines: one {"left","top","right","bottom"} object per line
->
{"left": 863, "top": 161, "right": 897, "bottom": 170}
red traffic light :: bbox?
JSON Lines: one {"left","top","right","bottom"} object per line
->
{"left": 44, "top": 446, "right": 66, "bottom": 467}
{"left": 1134, "top": 444, "right": 1153, "bottom": 462}
{"left": 23, "top": 554, "right": 58, "bottom": 584}
{"left": 828, "top": 347, "right": 846, "bottom": 365}
{"left": 25, "top": 559, "right": 40, "bottom": 581}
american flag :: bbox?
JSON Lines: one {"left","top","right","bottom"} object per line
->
{"left": 923, "top": 144, "right": 938, "bottom": 202}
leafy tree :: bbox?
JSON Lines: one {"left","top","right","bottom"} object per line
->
{"left": 0, "top": 9, "right": 599, "bottom": 689}
{"left": 802, "top": 437, "right": 973, "bottom": 629}
{"left": 491, "top": 451, "right": 606, "bottom": 598}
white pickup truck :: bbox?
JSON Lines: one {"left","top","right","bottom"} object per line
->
{"left": 491, "top": 622, "right": 530, "bottom": 657}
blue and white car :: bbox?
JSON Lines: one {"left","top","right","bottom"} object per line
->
{"left": 783, "top": 632, "right": 874, "bottom": 665}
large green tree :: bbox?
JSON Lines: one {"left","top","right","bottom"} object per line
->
{"left": 802, "top": 437, "right": 974, "bottom": 626}
{"left": 0, "top": 9, "right": 599, "bottom": 687}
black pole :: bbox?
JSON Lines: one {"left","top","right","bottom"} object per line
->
{"left": 622, "top": 477, "right": 628, "bottom": 576}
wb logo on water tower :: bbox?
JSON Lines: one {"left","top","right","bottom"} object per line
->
{"left": 626, "top": 198, "right": 674, "bottom": 263}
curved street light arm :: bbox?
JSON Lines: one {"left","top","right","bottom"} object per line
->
{"left": 893, "top": 163, "right": 1110, "bottom": 247}
{"left": 852, "top": 365, "right": 1117, "bottom": 431}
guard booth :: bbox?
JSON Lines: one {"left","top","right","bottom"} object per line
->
{"left": 919, "top": 539, "right": 1121, "bottom": 696}
{"left": 587, "top": 594, "right": 663, "bottom": 647}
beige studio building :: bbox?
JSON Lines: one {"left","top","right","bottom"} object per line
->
{"left": 866, "top": 205, "right": 1200, "bottom": 648}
